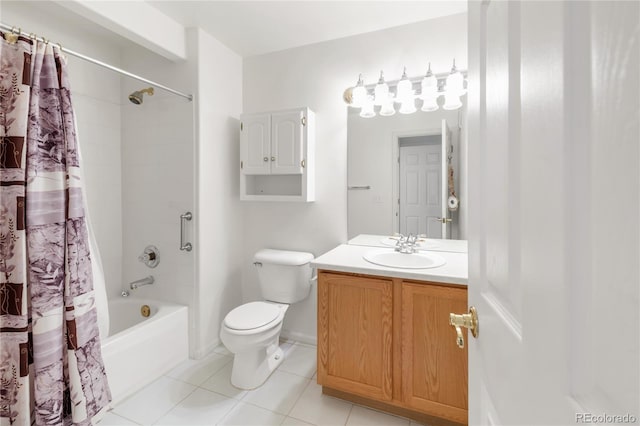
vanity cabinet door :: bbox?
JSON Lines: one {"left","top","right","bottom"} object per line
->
{"left": 318, "top": 272, "right": 393, "bottom": 401}
{"left": 240, "top": 113, "right": 271, "bottom": 175}
{"left": 401, "top": 282, "right": 468, "bottom": 424}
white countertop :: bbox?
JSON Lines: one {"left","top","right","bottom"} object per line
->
{"left": 312, "top": 243, "right": 468, "bottom": 286}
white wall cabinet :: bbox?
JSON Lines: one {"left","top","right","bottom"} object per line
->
{"left": 240, "top": 107, "right": 315, "bottom": 202}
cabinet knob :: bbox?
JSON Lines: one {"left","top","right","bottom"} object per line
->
{"left": 263, "top": 157, "right": 268, "bottom": 162}
{"left": 449, "top": 306, "right": 478, "bottom": 349}
{"left": 271, "top": 157, "right": 276, "bottom": 162}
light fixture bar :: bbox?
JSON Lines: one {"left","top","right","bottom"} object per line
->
{"left": 345, "top": 63, "right": 468, "bottom": 117}
{"left": 356, "top": 70, "right": 467, "bottom": 93}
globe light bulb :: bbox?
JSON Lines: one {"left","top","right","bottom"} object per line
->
{"left": 396, "top": 67, "right": 414, "bottom": 103}
{"left": 351, "top": 74, "right": 367, "bottom": 108}
{"left": 374, "top": 71, "right": 389, "bottom": 106}
{"left": 360, "top": 95, "right": 376, "bottom": 118}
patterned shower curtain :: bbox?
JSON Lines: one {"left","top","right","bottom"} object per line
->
{"left": 1, "top": 32, "right": 111, "bottom": 425}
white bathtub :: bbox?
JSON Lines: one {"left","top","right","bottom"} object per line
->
{"left": 101, "top": 298, "right": 189, "bottom": 404}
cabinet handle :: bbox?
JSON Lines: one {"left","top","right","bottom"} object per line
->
{"left": 301, "top": 159, "right": 306, "bottom": 168}
{"left": 271, "top": 157, "right": 276, "bottom": 162}
{"left": 263, "top": 157, "right": 268, "bottom": 162}
{"left": 449, "top": 306, "right": 478, "bottom": 349}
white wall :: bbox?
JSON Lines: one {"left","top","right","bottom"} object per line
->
{"left": 192, "top": 28, "right": 244, "bottom": 358}
{"left": 243, "top": 14, "right": 467, "bottom": 343}
{"left": 1, "top": 1, "right": 124, "bottom": 298}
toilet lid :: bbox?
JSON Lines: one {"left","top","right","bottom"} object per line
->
{"left": 224, "top": 302, "right": 281, "bottom": 330}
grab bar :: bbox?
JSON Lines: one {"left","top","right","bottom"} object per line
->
{"left": 180, "top": 212, "right": 192, "bottom": 252}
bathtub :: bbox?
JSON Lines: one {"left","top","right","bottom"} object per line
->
{"left": 101, "top": 298, "right": 189, "bottom": 404}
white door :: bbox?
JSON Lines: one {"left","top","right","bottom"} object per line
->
{"left": 271, "top": 110, "right": 304, "bottom": 175}
{"left": 399, "top": 143, "right": 441, "bottom": 237}
{"left": 467, "top": 1, "right": 639, "bottom": 425}
{"left": 441, "top": 120, "right": 453, "bottom": 239}
{"left": 240, "top": 113, "right": 271, "bottom": 175}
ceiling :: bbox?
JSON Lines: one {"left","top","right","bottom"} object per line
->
{"left": 147, "top": 1, "right": 467, "bottom": 57}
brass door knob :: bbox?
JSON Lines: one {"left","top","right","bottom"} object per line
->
{"left": 449, "top": 306, "right": 478, "bottom": 349}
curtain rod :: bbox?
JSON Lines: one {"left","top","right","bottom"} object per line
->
{"left": 0, "top": 23, "right": 193, "bottom": 102}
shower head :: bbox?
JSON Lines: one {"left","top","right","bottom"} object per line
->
{"left": 128, "top": 87, "right": 154, "bottom": 105}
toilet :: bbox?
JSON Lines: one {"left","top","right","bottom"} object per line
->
{"left": 220, "top": 248, "right": 314, "bottom": 389}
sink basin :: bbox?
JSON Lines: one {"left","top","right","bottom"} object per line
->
{"left": 363, "top": 249, "right": 446, "bottom": 269}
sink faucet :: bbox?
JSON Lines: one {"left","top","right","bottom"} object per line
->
{"left": 129, "top": 275, "right": 154, "bottom": 290}
{"left": 395, "top": 233, "right": 418, "bottom": 254}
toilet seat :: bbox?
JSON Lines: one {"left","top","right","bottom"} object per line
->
{"left": 224, "top": 301, "right": 280, "bottom": 331}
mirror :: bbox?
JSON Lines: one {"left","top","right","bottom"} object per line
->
{"left": 347, "top": 104, "right": 467, "bottom": 241}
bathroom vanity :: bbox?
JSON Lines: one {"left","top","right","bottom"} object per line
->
{"left": 312, "top": 237, "right": 469, "bottom": 426}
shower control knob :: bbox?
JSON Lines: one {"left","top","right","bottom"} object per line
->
{"left": 138, "top": 245, "right": 160, "bottom": 268}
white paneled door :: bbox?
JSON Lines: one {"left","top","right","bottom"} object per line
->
{"left": 467, "top": 1, "right": 638, "bottom": 425}
{"left": 399, "top": 143, "right": 441, "bottom": 237}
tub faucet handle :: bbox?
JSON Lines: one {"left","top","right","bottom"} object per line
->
{"left": 138, "top": 245, "right": 160, "bottom": 268}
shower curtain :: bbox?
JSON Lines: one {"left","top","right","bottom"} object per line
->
{"left": 1, "top": 32, "right": 111, "bottom": 425}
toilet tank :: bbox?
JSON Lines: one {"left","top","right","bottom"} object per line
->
{"left": 254, "top": 249, "right": 314, "bottom": 304}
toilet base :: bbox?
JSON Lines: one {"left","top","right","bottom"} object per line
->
{"left": 231, "top": 342, "right": 284, "bottom": 389}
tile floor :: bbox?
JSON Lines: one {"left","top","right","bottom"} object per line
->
{"left": 101, "top": 340, "right": 427, "bottom": 426}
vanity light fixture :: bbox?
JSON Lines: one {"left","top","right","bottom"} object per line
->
{"left": 344, "top": 60, "right": 467, "bottom": 118}
{"left": 359, "top": 95, "right": 376, "bottom": 118}
{"left": 395, "top": 67, "right": 414, "bottom": 103}
{"left": 374, "top": 71, "right": 390, "bottom": 106}
{"left": 351, "top": 74, "right": 367, "bottom": 108}
{"left": 396, "top": 67, "right": 417, "bottom": 114}
{"left": 420, "top": 63, "right": 439, "bottom": 112}
{"left": 443, "top": 59, "right": 465, "bottom": 110}
{"left": 380, "top": 99, "right": 396, "bottom": 116}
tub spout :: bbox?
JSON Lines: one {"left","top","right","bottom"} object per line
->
{"left": 130, "top": 275, "right": 154, "bottom": 290}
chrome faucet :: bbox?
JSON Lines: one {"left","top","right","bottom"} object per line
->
{"left": 395, "top": 233, "right": 418, "bottom": 254}
{"left": 129, "top": 275, "right": 154, "bottom": 290}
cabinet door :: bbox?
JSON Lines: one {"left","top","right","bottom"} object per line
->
{"left": 241, "top": 113, "right": 271, "bottom": 175}
{"left": 402, "top": 282, "right": 468, "bottom": 424}
{"left": 271, "top": 110, "right": 304, "bottom": 175}
{"left": 318, "top": 272, "right": 393, "bottom": 401}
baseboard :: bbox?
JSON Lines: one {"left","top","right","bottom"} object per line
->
{"left": 280, "top": 329, "right": 317, "bottom": 346}
{"left": 194, "top": 332, "right": 314, "bottom": 359}
{"left": 192, "top": 338, "right": 221, "bottom": 360}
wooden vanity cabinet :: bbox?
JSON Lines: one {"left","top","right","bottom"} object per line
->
{"left": 401, "top": 281, "right": 468, "bottom": 424}
{"left": 317, "top": 270, "right": 468, "bottom": 426}
{"left": 317, "top": 272, "right": 394, "bottom": 401}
